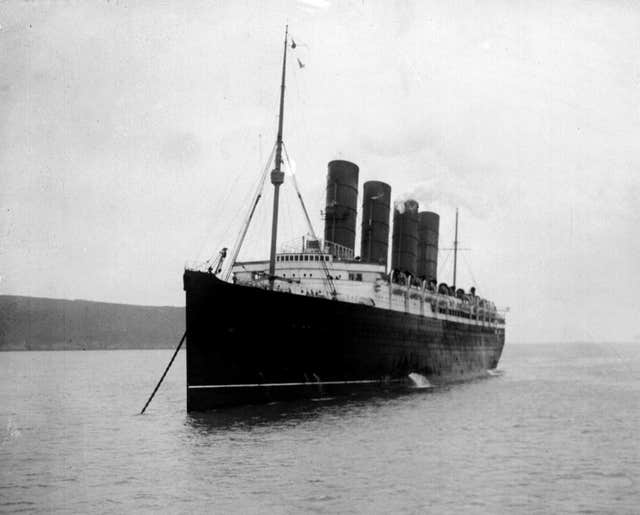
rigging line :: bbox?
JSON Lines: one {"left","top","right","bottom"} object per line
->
{"left": 291, "top": 59, "right": 314, "bottom": 178}
{"left": 209, "top": 160, "right": 267, "bottom": 264}
{"left": 439, "top": 249, "right": 452, "bottom": 282}
{"left": 214, "top": 123, "right": 264, "bottom": 251}
{"left": 241, "top": 157, "right": 273, "bottom": 265}
{"left": 461, "top": 251, "right": 479, "bottom": 289}
{"left": 250, "top": 186, "right": 270, "bottom": 260}
{"left": 193, "top": 152, "right": 248, "bottom": 262}
{"left": 200, "top": 172, "right": 244, "bottom": 263}
{"left": 223, "top": 143, "right": 277, "bottom": 280}
{"left": 283, "top": 142, "right": 336, "bottom": 297}
{"left": 283, "top": 178, "right": 295, "bottom": 248}
{"left": 218, "top": 178, "right": 265, "bottom": 266}
{"left": 254, "top": 190, "right": 270, "bottom": 259}
{"left": 283, "top": 143, "right": 316, "bottom": 235}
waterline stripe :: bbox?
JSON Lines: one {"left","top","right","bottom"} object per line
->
{"left": 188, "top": 379, "right": 402, "bottom": 389}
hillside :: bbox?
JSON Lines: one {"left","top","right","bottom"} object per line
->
{"left": 0, "top": 295, "right": 185, "bottom": 350}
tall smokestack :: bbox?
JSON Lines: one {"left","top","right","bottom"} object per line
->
{"left": 323, "top": 160, "right": 359, "bottom": 256}
{"left": 360, "top": 181, "right": 391, "bottom": 266}
{"left": 391, "top": 199, "right": 419, "bottom": 277}
{"left": 417, "top": 211, "right": 439, "bottom": 282}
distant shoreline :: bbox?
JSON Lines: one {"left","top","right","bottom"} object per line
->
{"left": 2, "top": 347, "right": 186, "bottom": 351}
{"left": 0, "top": 295, "right": 184, "bottom": 351}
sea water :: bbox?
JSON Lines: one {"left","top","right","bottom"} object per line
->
{"left": 1, "top": 343, "right": 638, "bottom": 513}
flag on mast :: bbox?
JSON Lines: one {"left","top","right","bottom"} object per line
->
{"left": 290, "top": 34, "right": 307, "bottom": 68}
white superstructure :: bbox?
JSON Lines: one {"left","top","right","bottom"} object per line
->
{"left": 231, "top": 250, "right": 505, "bottom": 331}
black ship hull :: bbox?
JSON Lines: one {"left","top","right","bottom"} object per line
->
{"left": 184, "top": 270, "right": 505, "bottom": 411}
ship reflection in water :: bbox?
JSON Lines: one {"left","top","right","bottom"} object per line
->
{"left": 184, "top": 368, "right": 507, "bottom": 433}
{"left": 185, "top": 383, "right": 444, "bottom": 433}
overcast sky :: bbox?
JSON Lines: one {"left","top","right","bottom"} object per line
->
{"left": 1, "top": 0, "right": 639, "bottom": 343}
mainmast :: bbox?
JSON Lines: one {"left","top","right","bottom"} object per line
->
{"left": 268, "top": 26, "right": 289, "bottom": 289}
{"left": 452, "top": 208, "right": 459, "bottom": 290}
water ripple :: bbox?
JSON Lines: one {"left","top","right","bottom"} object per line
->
{"left": 0, "top": 345, "right": 639, "bottom": 513}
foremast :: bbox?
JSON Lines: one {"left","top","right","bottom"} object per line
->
{"left": 268, "top": 25, "right": 289, "bottom": 289}
{"left": 452, "top": 207, "right": 459, "bottom": 290}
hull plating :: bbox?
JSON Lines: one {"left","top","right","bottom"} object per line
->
{"left": 184, "top": 270, "right": 505, "bottom": 411}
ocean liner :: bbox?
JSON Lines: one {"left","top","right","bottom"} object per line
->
{"left": 183, "top": 28, "right": 505, "bottom": 411}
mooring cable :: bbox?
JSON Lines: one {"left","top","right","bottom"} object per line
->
{"left": 140, "top": 331, "right": 186, "bottom": 415}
